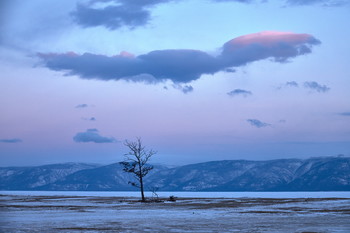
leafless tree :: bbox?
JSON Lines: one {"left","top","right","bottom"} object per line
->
{"left": 121, "top": 138, "right": 156, "bottom": 202}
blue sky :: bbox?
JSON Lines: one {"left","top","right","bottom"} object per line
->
{"left": 1, "top": 0, "right": 349, "bottom": 166}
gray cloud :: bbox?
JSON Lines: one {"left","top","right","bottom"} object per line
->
{"left": 0, "top": 138, "right": 22, "bottom": 143}
{"left": 286, "top": 0, "right": 349, "bottom": 6}
{"left": 214, "top": 0, "right": 349, "bottom": 6}
{"left": 82, "top": 117, "right": 96, "bottom": 121}
{"left": 247, "top": 119, "right": 271, "bottom": 128}
{"left": 212, "top": 0, "right": 256, "bottom": 2}
{"left": 338, "top": 112, "right": 350, "bottom": 116}
{"left": 72, "top": 3, "right": 150, "bottom": 30}
{"left": 72, "top": 0, "right": 176, "bottom": 30}
{"left": 172, "top": 84, "right": 194, "bottom": 94}
{"left": 73, "top": 129, "right": 116, "bottom": 143}
{"left": 75, "top": 104, "right": 89, "bottom": 108}
{"left": 225, "top": 68, "right": 236, "bottom": 73}
{"left": 277, "top": 81, "right": 299, "bottom": 89}
{"left": 286, "top": 81, "right": 299, "bottom": 87}
{"left": 71, "top": 0, "right": 347, "bottom": 31}
{"left": 38, "top": 31, "right": 320, "bottom": 84}
{"left": 227, "top": 89, "right": 252, "bottom": 97}
{"left": 304, "top": 81, "right": 330, "bottom": 93}
{"left": 278, "top": 81, "right": 331, "bottom": 93}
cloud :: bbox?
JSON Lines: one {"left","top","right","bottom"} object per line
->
{"left": 72, "top": 3, "right": 150, "bottom": 30}
{"left": 71, "top": 0, "right": 176, "bottom": 30}
{"left": 277, "top": 81, "right": 299, "bottom": 89}
{"left": 220, "top": 31, "right": 320, "bottom": 64}
{"left": 227, "top": 89, "right": 252, "bottom": 97}
{"left": 212, "top": 0, "right": 256, "bottom": 2}
{"left": 71, "top": 0, "right": 347, "bottom": 31}
{"left": 285, "top": 0, "right": 349, "bottom": 7}
{"left": 214, "top": 0, "right": 349, "bottom": 6}
{"left": 225, "top": 68, "right": 236, "bottom": 73}
{"left": 75, "top": 104, "right": 89, "bottom": 108}
{"left": 304, "top": 81, "right": 330, "bottom": 93}
{"left": 172, "top": 84, "right": 194, "bottom": 94}
{"left": 73, "top": 129, "right": 116, "bottom": 143}
{"left": 0, "top": 138, "right": 22, "bottom": 143}
{"left": 82, "top": 117, "right": 96, "bottom": 121}
{"left": 38, "top": 31, "right": 320, "bottom": 84}
{"left": 278, "top": 81, "right": 330, "bottom": 93}
{"left": 247, "top": 119, "right": 271, "bottom": 128}
{"left": 286, "top": 81, "right": 299, "bottom": 87}
{"left": 338, "top": 112, "right": 350, "bottom": 116}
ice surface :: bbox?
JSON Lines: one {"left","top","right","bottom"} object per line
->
{"left": 1, "top": 192, "right": 350, "bottom": 232}
{"left": 1, "top": 191, "right": 349, "bottom": 198}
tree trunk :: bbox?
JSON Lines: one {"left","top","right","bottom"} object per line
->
{"left": 140, "top": 176, "right": 145, "bottom": 202}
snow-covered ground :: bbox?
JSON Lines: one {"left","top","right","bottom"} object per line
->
{"left": 1, "top": 192, "right": 350, "bottom": 232}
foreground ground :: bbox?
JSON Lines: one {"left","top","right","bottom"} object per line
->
{"left": 1, "top": 194, "right": 350, "bottom": 232}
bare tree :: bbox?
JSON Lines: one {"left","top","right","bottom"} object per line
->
{"left": 121, "top": 138, "right": 156, "bottom": 202}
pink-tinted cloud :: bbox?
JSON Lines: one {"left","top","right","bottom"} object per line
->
{"left": 226, "top": 31, "right": 313, "bottom": 47}
{"left": 221, "top": 31, "right": 320, "bottom": 64}
{"left": 119, "top": 51, "right": 135, "bottom": 58}
{"left": 38, "top": 31, "right": 320, "bottom": 83}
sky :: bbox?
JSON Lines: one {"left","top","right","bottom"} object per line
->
{"left": 1, "top": 0, "right": 350, "bottom": 166}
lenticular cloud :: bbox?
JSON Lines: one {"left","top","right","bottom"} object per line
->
{"left": 38, "top": 31, "right": 320, "bottom": 84}
{"left": 221, "top": 31, "right": 320, "bottom": 64}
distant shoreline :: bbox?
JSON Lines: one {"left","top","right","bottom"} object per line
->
{"left": 1, "top": 191, "right": 349, "bottom": 199}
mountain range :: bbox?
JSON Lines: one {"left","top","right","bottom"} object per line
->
{"left": 1, "top": 156, "right": 349, "bottom": 191}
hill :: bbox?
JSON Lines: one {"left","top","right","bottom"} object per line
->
{"left": 1, "top": 156, "right": 349, "bottom": 191}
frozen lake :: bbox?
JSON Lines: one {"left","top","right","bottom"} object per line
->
{"left": 1, "top": 190, "right": 349, "bottom": 198}
{"left": 1, "top": 192, "right": 350, "bottom": 232}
